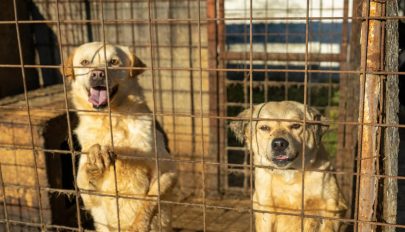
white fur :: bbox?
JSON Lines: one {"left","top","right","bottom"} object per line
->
{"left": 65, "top": 42, "right": 176, "bottom": 231}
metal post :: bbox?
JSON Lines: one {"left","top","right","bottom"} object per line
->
{"left": 357, "top": 1, "right": 385, "bottom": 231}
{"left": 383, "top": 0, "right": 399, "bottom": 231}
{"left": 207, "top": 0, "right": 221, "bottom": 196}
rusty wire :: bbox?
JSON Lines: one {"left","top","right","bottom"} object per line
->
{"left": 196, "top": 0, "right": 208, "bottom": 231}
{"left": 54, "top": 0, "right": 83, "bottom": 229}
{"left": 147, "top": 0, "right": 164, "bottom": 229}
{"left": 354, "top": 0, "right": 371, "bottom": 231}
{"left": 11, "top": 0, "right": 45, "bottom": 230}
{"left": 3, "top": 15, "right": 405, "bottom": 25}
{"left": 4, "top": 63, "right": 405, "bottom": 76}
{"left": 298, "top": 0, "right": 310, "bottom": 230}
{"left": 248, "top": 0, "right": 254, "bottom": 231}
{"left": 0, "top": 164, "right": 10, "bottom": 232}
{"left": 0, "top": 0, "right": 404, "bottom": 231}
{"left": 4, "top": 63, "right": 405, "bottom": 75}
{"left": 99, "top": 0, "right": 123, "bottom": 229}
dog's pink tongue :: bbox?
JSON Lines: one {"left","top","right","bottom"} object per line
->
{"left": 276, "top": 155, "right": 289, "bottom": 160}
{"left": 89, "top": 88, "right": 108, "bottom": 106}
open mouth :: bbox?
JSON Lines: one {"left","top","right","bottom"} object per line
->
{"left": 88, "top": 85, "right": 118, "bottom": 109}
{"left": 271, "top": 153, "right": 296, "bottom": 166}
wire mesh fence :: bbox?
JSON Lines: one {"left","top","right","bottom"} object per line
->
{"left": 0, "top": 0, "right": 403, "bottom": 231}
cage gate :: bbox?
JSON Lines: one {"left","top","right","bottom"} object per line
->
{"left": 208, "top": 0, "right": 353, "bottom": 196}
{"left": 0, "top": 0, "right": 403, "bottom": 231}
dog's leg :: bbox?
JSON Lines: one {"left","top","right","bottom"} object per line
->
{"left": 77, "top": 144, "right": 114, "bottom": 206}
{"left": 129, "top": 172, "right": 176, "bottom": 232}
{"left": 85, "top": 144, "right": 113, "bottom": 183}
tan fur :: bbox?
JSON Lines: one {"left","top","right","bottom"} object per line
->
{"left": 62, "top": 50, "right": 75, "bottom": 80}
{"left": 230, "top": 101, "right": 347, "bottom": 232}
{"left": 64, "top": 42, "right": 176, "bottom": 231}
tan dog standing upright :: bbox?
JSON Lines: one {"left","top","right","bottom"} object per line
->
{"left": 230, "top": 101, "right": 347, "bottom": 232}
{"left": 63, "top": 42, "right": 176, "bottom": 231}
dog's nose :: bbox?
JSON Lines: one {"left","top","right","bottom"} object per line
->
{"left": 272, "top": 138, "right": 289, "bottom": 152}
{"left": 90, "top": 69, "right": 106, "bottom": 87}
{"left": 90, "top": 70, "right": 105, "bottom": 80}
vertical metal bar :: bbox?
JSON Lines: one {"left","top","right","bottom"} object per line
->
{"left": 248, "top": 0, "right": 254, "bottom": 230}
{"left": 167, "top": 1, "right": 180, "bottom": 171}
{"left": 217, "top": 0, "right": 227, "bottom": 194}
{"left": 113, "top": 0, "right": 119, "bottom": 44}
{"left": 382, "top": 1, "right": 399, "bottom": 231}
{"left": 218, "top": 0, "right": 225, "bottom": 58}
{"left": 147, "top": 0, "right": 163, "bottom": 230}
{"left": 54, "top": 0, "right": 83, "bottom": 229}
{"left": 84, "top": 0, "right": 93, "bottom": 42}
{"left": 93, "top": 2, "right": 100, "bottom": 41}
{"left": 356, "top": 0, "right": 384, "bottom": 231}
{"left": 67, "top": 1, "right": 75, "bottom": 45}
{"left": 325, "top": 0, "right": 333, "bottom": 109}
{"left": 207, "top": 0, "right": 219, "bottom": 196}
{"left": 374, "top": 16, "right": 385, "bottom": 221}
{"left": 353, "top": 0, "right": 371, "bottom": 231}
{"left": 99, "top": 1, "right": 122, "bottom": 230}
{"left": 0, "top": 164, "right": 10, "bottom": 232}
{"left": 207, "top": 0, "right": 220, "bottom": 195}
{"left": 153, "top": 0, "right": 163, "bottom": 117}
{"left": 341, "top": 0, "right": 349, "bottom": 62}
{"left": 337, "top": 0, "right": 361, "bottom": 221}
{"left": 168, "top": 0, "right": 177, "bottom": 158}
{"left": 244, "top": 0, "right": 251, "bottom": 195}
{"left": 307, "top": 0, "right": 313, "bottom": 107}
{"left": 130, "top": 0, "right": 136, "bottom": 48}
{"left": 284, "top": 0, "right": 290, "bottom": 101}
{"left": 78, "top": 0, "right": 86, "bottom": 43}
{"left": 186, "top": 0, "right": 197, "bottom": 166}
{"left": 374, "top": 57, "right": 384, "bottom": 229}
{"left": 11, "top": 0, "right": 45, "bottom": 229}
{"left": 336, "top": 0, "right": 350, "bottom": 170}
{"left": 197, "top": 0, "right": 207, "bottom": 230}
{"left": 263, "top": 0, "right": 269, "bottom": 102}
{"left": 300, "top": 0, "right": 310, "bottom": 230}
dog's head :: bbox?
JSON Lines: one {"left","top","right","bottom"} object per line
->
{"left": 62, "top": 42, "right": 145, "bottom": 110}
{"left": 229, "top": 101, "right": 328, "bottom": 169}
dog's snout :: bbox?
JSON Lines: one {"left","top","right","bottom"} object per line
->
{"left": 272, "top": 138, "right": 289, "bottom": 152}
{"left": 90, "top": 69, "right": 106, "bottom": 87}
{"left": 91, "top": 70, "right": 105, "bottom": 80}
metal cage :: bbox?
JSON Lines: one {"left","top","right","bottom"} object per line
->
{"left": 0, "top": 0, "right": 403, "bottom": 231}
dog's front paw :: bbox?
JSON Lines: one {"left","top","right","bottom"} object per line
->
{"left": 86, "top": 144, "right": 114, "bottom": 179}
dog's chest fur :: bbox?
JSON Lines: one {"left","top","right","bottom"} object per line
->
{"left": 75, "top": 113, "right": 153, "bottom": 153}
{"left": 255, "top": 168, "right": 339, "bottom": 211}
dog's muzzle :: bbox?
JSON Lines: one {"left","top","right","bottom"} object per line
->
{"left": 90, "top": 69, "right": 106, "bottom": 87}
{"left": 88, "top": 69, "right": 118, "bottom": 109}
{"left": 272, "top": 138, "right": 289, "bottom": 152}
{"left": 268, "top": 138, "right": 295, "bottom": 167}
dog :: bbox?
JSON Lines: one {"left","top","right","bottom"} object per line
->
{"left": 230, "top": 101, "right": 347, "bottom": 231}
{"left": 62, "top": 42, "right": 177, "bottom": 231}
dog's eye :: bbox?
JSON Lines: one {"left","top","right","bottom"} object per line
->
{"left": 259, "top": 125, "right": 271, "bottom": 132}
{"left": 80, "top": 59, "right": 90, "bottom": 66}
{"left": 109, "top": 58, "right": 120, "bottom": 66}
{"left": 290, "top": 124, "right": 301, "bottom": 129}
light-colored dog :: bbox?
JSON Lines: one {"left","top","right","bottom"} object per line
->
{"left": 230, "top": 101, "right": 347, "bottom": 232}
{"left": 63, "top": 42, "right": 176, "bottom": 231}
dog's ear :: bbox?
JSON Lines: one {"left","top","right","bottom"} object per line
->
{"left": 119, "top": 45, "right": 146, "bottom": 77}
{"left": 61, "top": 50, "right": 75, "bottom": 80}
{"left": 131, "top": 55, "right": 146, "bottom": 77}
{"left": 307, "top": 106, "right": 329, "bottom": 136}
{"left": 229, "top": 107, "right": 254, "bottom": 143}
